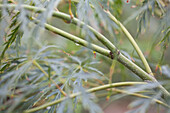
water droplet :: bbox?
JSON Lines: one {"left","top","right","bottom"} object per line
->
{"left": 46, "top": 106, "right": 51, "bottom": 110}
{"left": 75, "top": 43, "right": 79, "bottom": 46}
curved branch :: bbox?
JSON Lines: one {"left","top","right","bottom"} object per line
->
{"left": 32, "top": 17, "right": 170, "bottom": 96}
{"left": 66, "top": 0, "right": 153, "bottom": 76}
{"left": 106, "top": 11, "right": 153, "bottom": 76}
{"left": 24, "top": 81, "right": 170, "bottom": 113}
{"left": 0, "top": 4, "right": 169, "bottom": 95}
{"left": 0, "top": 4, "right": 153, "bottom": 80}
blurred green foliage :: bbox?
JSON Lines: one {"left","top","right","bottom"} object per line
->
{"left": 0, "top": 0, "right": 170, "bottom": 113}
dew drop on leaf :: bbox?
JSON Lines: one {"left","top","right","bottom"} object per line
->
{"left": 75, "top": 43, "right": 80, "bottom": 46}
{"left": 46, "top": 106, "right": 51, "bottom": 110}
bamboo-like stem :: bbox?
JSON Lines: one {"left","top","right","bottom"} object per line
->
{"left": 111, "top": 88, "right": 169, "bottom": 107}
{"left": 32, "top": 18, "right": 169, "bottom": 96}
{"left": 0, "top": 4, "right": 169, "bottom": 95}
{"left": 0, "top": 4, "right": 151, "bottom": 77}
{"left": 67, "top": 0, "right": 153, "bottom": 76}
{"left": 106, "top": 11, "right": 153, "bottom": 76}
{"left": 33, "top": 18, "right": 148, "bottom": 80}
{"left": 0, "top": 4, "right": 170, "bottom": 112}
{"left": 0, "top": 4, "right": 149, "bottom": 79}
{"left": 0, "top": 4, "right": 118, "bottom": 60}
{"left": 24, "top": 81, "right": 170, "bottom": 113}
{"left": 97, "top": 88, "right": 170, "bottom": 108}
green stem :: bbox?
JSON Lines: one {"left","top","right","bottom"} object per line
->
{"left": 106, "top": 11, "right": 153, "bottom": 75}
{"left": 32, "top": 18, "right": 169, "bottom": 96}
{"left": 0, "top": 4, "right": 149, "bottom": 79}
{"left": 111, "top": 88, "right": 170, "bottom": 108}
{"left": 24, "top": 81, "right": 170, "bottom": 113}
{"left": 32, "top": 18, "right": 147, "bottom": 80}
{"left": 66, "top": 0, "right": 153, "bottom": 75}
{"left": 0, "top": 4, "right": 117, "bottom": 59}
{"left": 97, "top": 88, "right": 170, "bottom": 109}
{"left": 0, "top": 4, "right": 169, "bottom": 95}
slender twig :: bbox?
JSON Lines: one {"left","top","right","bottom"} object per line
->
{"left": 111, "top": 88, "right": 170, "bottom": 108}
{"left": 31, "top": 17, "right": 170, "bottom": 96}
{"left": 31, "top": 17, "right": 148, "bottom": 80}
{"left": 68, "top": 0, "right": 74, "bottom": 19}
{"left": 24, "top": 81, "right": 170, "bottom": 113}
{"left": 106, "top": 11, "right": 153, "bottom": 76}
{"left": 0, "top": 4, "right": 118, "bottom": 62}
{"left": 97, "top": 88, "right": 170, "bottom": 109}
{"left": 106, "top": 60, "right": 116, "bottom": 100}
{"left": 0, "top": 4, "right": 169, "bottom": 112}
{"left": 0, "top": 4, "right": 152, "bottom": 75}
{"left": 71, "top": 0, "right": 153, "bottom": 76}
{"left": 0, "top": 4, "right": 169, "bottom": 95}
{"left": 66, "top": 0, "right": 153, "bottom": 76}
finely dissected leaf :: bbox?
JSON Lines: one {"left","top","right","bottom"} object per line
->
{"left": 123, "top": 0, "right": 155, "bottom": 25}
{"left": 0, "top": 1, "right": 170, "bottom": 113}
{"left": 90, "top": 0, "right": 117, "bottom": 34}
{"left": 33, "top": 45, "right": 60, "bottom": 59}
{"left": 126, "top": 82, "right": 160, "bottom": 93}
{"left": 0, "top": 57, "right": 25, "bottom": 73}
{"left": 78, "top": 86, "right": 103, "bottom": 113}
{"left": 85, "top": 66, "right": 104, "bottom": 76}
{"left": 106, "top": 0, "right": 123, "bottom": 18}
{"left": 72, "top": 70, "right": 101, "bottom": 82}
{"left": 69, "top": 56, "right": 82, "bottom": 65}
{"left": 1, "top": 23, "right": 22, "bottom": 59}
{"left": 161, "top": 65, "right": 170, "bottom": 78}
{"left": 57, "top": 100, "right": 66, "bottom": 113}
{"left": 127, "top": 99, "right": 151, "bottom": 113}
{"left": 159, "top": 27, "right": 170, "bottom": 44}
{"left": 129, "top": 99, "right": 147, "bottom": 108}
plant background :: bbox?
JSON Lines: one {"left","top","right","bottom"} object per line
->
{"left": 0, "top": 0, "right": 170, "bottom": 113}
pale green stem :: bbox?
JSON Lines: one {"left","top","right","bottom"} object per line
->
{"left": 0, "top": 3, "right": 169, "bottom": 112}
{"left": 32, "top": 18, "right": 149, "bottom": 80}
{"left": 32, "top": 18, "right": 170, "bottom": 96}
{"left": 24, "top": 81, "right": 170, "bottom": 113}
{"left": 0, "top": 4, "right": 169, "bottom": 95}
{"left": 0, "top": 4, "right": 150, "bottom": 80}
{"left": 106, "top": 11, "right": 153, "bottom": 75}
{"left": 66, "top": 0, "right": 153, "bottom": 75}
{"left": 111, "top": 88, "right": 170, "bottom": 108}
